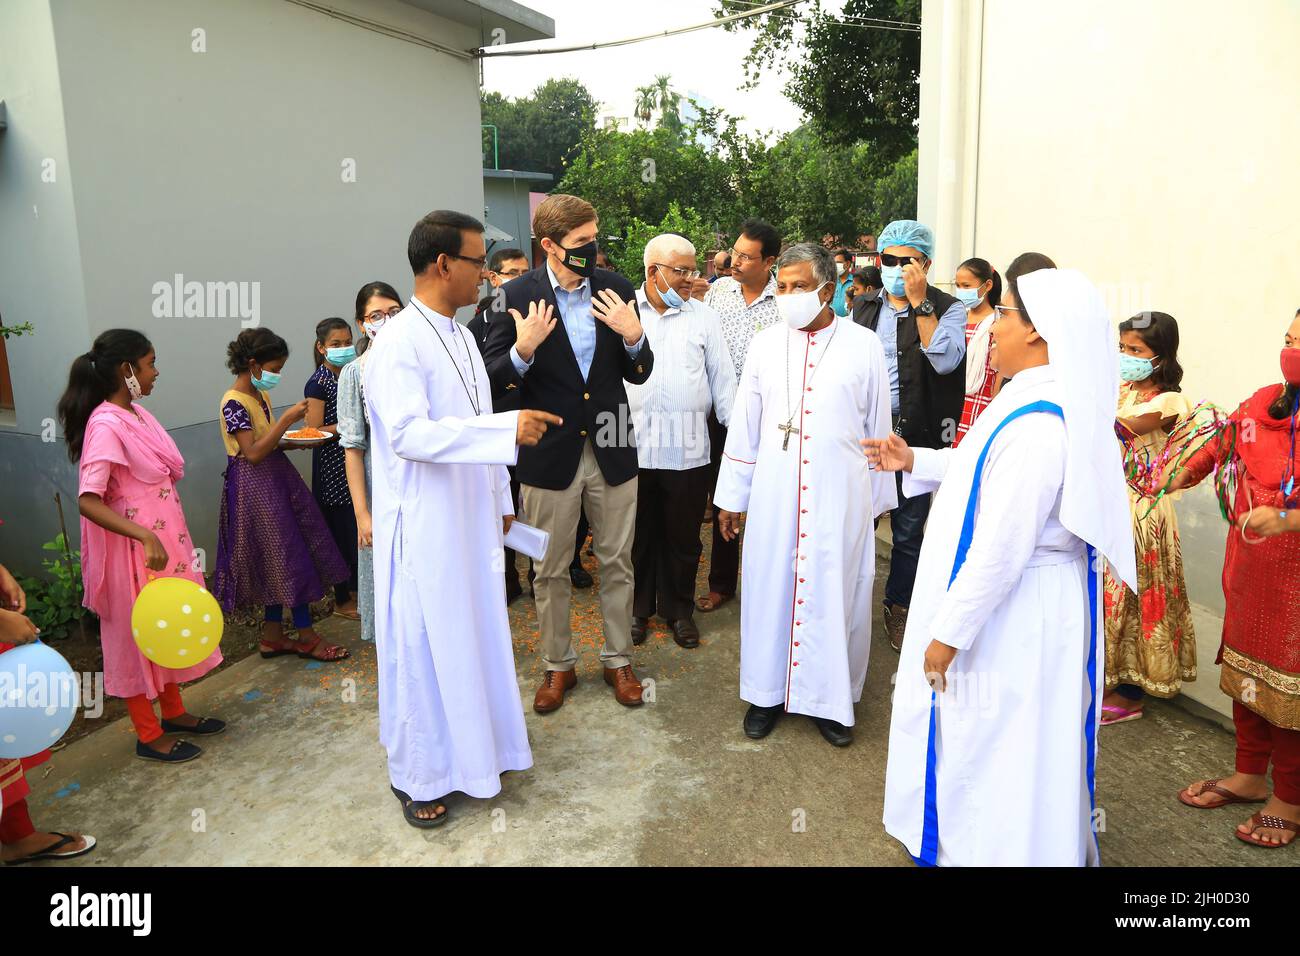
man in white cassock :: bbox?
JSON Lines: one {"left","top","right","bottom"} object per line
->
{"left": 365, "top": 210, "right": 561, "bottom": 828}
{"left": 715, "top": 243, "right": 896, "bottom": 747}
{"left": 868, "top": 263, "right": 1137, "bottom": 866}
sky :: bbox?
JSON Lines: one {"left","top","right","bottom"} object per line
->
{"left": 480, "top": 0, "right": 813, "bottom": 141}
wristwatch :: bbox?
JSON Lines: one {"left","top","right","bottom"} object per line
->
{"left": 915, "top": 299, "right": 936, "bottom": 316}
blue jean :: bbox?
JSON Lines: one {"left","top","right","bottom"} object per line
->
{"left": 884, "top": 471, "right": 931, "bottom": 609}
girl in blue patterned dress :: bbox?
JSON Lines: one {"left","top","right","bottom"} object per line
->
{"left": 304, "top": 317, "right": 359, "bottom": 620}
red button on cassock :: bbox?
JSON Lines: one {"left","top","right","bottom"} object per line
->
{"left": 794, "top": 641, "right": 800, "bottom": 646}
{"left": 801, "top": 485, "right": 807, "bottom": 490}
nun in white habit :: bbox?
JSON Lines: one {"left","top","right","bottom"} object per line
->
{"left": 866, "top": 266, "right": 1137, "bottom": 866}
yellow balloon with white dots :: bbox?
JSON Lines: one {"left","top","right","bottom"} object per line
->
{"left": 130, "top": 577, "right": 223, "bottom": 669}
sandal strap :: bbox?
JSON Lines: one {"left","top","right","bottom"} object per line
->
{"left": 1255, "top": 813, "right": 1300, "bottom": 833}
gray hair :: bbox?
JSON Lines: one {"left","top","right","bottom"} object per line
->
{"left": 776, "top": 242, "right": 837, "bottom": 287}
{"left": 643, "top": 233, "right": 696, "bottom": 269}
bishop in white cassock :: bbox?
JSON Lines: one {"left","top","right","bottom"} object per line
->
{"left": 714, "top": 243, "right": 896, "bottom": 746}
{"left": 871, "top": 266, "right": 1137, "bottom": 866}
{"left": 363, "top": 210, "right": 561, "bottom": 828}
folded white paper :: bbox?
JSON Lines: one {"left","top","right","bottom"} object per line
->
{"left": 503, "top": 520, "right": 550, "bottom": 561}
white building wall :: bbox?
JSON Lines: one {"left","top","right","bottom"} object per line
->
{"left": 918, "top": 0, "right": 1300, "bottom": 719}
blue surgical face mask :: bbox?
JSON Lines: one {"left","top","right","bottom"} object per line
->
{"left": 881, "top": 264, "right": 907, "bottom": 297}
{"left": 252, "top": 368, "right": 281, "bottom": 391}
{"left": 326, "top": 345, "right": 357, "bottom": 366}
{"left": 954, "top": 286, "right": 984, "bottom": 309}
{"left": 1119, "top": 354, "right": 1158, "bottom": 383}
{"left": 654, "top": 267, "right": 685, "bottom": 310}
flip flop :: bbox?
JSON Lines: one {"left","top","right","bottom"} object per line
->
{"left": 391, "top": 786, "right": 448, "bottom": 829}
{"left": 1178, "top": 778, "right": 1268, "bottom": 810}
{"left": 1101, "top": 704, "right": 1144, "bottom": 725}
{"left": 5, "top": 833, "right": 97, "bottom": 865}
{"left": 1234, "top": 812, "right": 1299, "bottom": 848}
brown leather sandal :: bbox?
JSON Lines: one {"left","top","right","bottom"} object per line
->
{"left": 295, "top": 635, "right": 350, "bottom": 662}
{"left": 1235, "top": 812, "right": 1299, "bottom": 848}
{"left": 1178, "top": 779, "right": 1268, "bottom": 810}
{"left": 695, "top": 591, "right": 733, "bottom": 613}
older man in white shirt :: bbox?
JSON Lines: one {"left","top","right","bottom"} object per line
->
{"left": 626, "top": 234, "right": 737, "bottom": 648}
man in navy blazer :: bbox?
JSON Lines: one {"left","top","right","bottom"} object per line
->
{"left": 481, "top": 194, "right": 653, "bottom": 715}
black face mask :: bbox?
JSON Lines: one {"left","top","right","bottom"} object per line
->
{"left": 557, "top": 239, "right": 598, "bottom": 278}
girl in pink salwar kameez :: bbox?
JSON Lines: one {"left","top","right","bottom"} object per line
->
{"left": 58, "top": 329, "right": 226, "bottom": 763}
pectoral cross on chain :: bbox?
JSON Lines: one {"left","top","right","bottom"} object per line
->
{"left": 778, "top": 421, "right": 800, "bottom": 451}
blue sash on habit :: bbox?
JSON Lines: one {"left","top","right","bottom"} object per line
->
{"left": 912, "top": 400, "right": 1100, "bottom": 866}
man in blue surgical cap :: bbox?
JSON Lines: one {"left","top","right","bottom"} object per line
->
{"left": 851, "top": 219, "right": 967, "bottom": 652}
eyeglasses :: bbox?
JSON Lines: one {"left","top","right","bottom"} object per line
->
{"left": 879, "top": 253, "right": 923, "bottom": 268}
{"left": 494, "top": 268, "right": 527, "bottom": 278}
{"left": 446, "top": 252, "right": 489, "bottom": 269}
{"left": 654, "top": 262, "right": 701, "bottom": 280}
{"left": 364, "top": 306, "right": 403, "bottom": 324}
{"left": 729, "top": 248, "right": 764, "bottom": 265}
{"left": 994, "top": 305, "right": 1024, "bottom": 321}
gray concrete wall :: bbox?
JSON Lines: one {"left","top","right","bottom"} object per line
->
{"left": 0, "top": 0, "right": 491, "bottom": 574}
{"left": 483, "top": 173, "right": 542, "bottom": 264}
{"left": 0, "top": 0, "right": 93, "bottom": 434}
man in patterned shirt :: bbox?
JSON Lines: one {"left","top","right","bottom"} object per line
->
{"left": 697, "top": 218, "right": 782, "bottom": 614}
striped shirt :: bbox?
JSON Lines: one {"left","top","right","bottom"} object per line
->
{"left": 626, "top": 287, "right": 737, "bottom": 470}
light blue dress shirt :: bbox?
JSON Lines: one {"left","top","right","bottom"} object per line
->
{"left": 510, "top": 264, "right": 645, "bottom": 380}
{"left": 872, "top": 289, "right": 967, "bottom": 415}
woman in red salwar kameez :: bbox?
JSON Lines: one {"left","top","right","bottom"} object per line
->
{"left": 0, "top": 561, "right": 96, "bottom": 865}
{"left": 1173, "top": 310, "right": 1300, "bottom": 849}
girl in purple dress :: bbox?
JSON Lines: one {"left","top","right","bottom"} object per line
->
{"left": 213, "top": 329, "right": 350, "bottom": 662}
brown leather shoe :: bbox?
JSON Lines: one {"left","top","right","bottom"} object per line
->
{"left": 603, "top": 665, "right": 645, "bottom": 707}
{"left": 533, "top": 668, "right": 577, "bottom": 714}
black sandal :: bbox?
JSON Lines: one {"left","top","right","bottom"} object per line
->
{"left": 160, "top": 716, "right": 226, "bottom": 736}
{"left": 391, "top": 785, "right": 448, "bottom": 829}
{"left": 135, "top": 739, "right": 202, "bottom": 763}
{"left": 4, "top": 832, "right": 98, "bottom": 865}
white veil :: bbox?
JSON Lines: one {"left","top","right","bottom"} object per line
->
{"left": 1016, "top": 268, "right": 1137, "bottom": 591}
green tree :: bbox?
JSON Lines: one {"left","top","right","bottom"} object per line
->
{"left": 716, "top": 0, "right": 921, "bottom": 164}
{"left": 480, "top": 78, "right": 598, "bottom": 179}
{"left": 557, "top": 124, "right": 737, "bottom": 247}
{"left": 611, "top": 202, "right": 716, "bottom": 280}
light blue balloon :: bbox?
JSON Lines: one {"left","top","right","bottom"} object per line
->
{"left": 0, "top": 641, "right": 79, "bottom": 759}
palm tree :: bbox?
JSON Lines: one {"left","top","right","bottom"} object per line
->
{"left": 634, "top": 85, "right": 657, "bottom": 127}
{"left": 653, "top": 74, "right": 682, "bottom": 133}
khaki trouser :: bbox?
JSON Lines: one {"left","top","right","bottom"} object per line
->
{"left": 521, "top": 440, "right": 637, "bottom": 671}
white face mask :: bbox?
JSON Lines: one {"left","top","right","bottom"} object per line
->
{"left": 777, "top": 282, "right": 830, "bottom": 330}
{"left": 363, "top": 317, "right": 386, "bottom": 340}
{"left": 124, "top": 365, "right": 144, "bottom": 400}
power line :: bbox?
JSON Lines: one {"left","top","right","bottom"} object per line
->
{"left": 719, "top": 0, "right": 921, "bottom": 29}
{"left": 476, "top": 0, "right": 812, "bottom": 57}
{"left": 280, "top": 0, "right": 475, "bottom": 59}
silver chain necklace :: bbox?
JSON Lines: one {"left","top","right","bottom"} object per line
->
{"left": 780, "top": 316, "right": 838, "bottom": 451}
